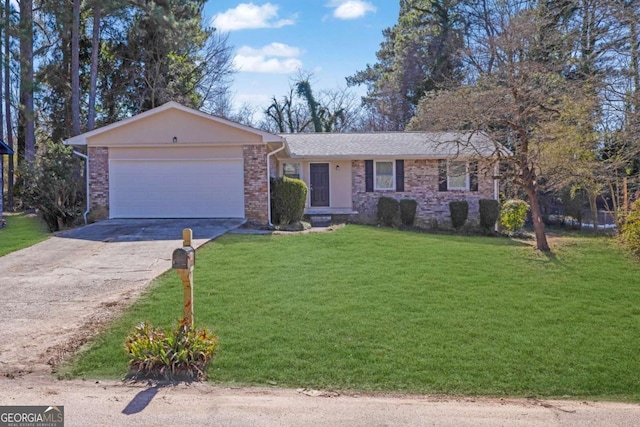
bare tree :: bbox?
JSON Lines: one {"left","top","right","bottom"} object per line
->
{"left": 409, "top": 6, "right": 581, "bottom": 252}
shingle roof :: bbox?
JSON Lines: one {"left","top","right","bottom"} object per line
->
{"left": 280, "top": 132, "right": 500, "bottom": 159}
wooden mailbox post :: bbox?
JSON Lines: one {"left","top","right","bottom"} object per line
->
{"left": 172, "top": 228, "right": 195, "bottom": 326}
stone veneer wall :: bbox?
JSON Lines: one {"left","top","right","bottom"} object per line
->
{"left": 88, "top": 147, "right": 109, "bottom": 212}
{"left": 244, "top": 144, "right": 269, "bottom": 224}
{"left": 352, "top": 159, "right": 494, "bottom": 226}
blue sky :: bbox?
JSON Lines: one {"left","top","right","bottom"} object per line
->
{"left": 202, "top": 1, "right": 400, "bottom": 113}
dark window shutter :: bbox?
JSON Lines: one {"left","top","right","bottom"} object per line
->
{"left": 395, "top": 159, "right": 404, "bottom": 192}
{"left": 470, "top": 161, "right": 479, "bottom": 192}
{"left": 365, "top": 160, "right": 374, "bottom": 192}
{"left": 438, "top": 159, "right": 448, "bottom": 192}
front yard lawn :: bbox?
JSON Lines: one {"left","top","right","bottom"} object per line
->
{"left": 0, "top": 213, "right": 49, "bottom": 257}
{"left": 68, "top": 225, "right": 640, "bottom": 401}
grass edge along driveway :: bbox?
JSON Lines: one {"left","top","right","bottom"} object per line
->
{"left": 67, "top": 225, "right": 640, "bottom": 402}
{"left": 0, "top": 213, "right": 50, "bottom": 257}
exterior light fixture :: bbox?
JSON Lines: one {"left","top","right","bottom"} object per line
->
{"left": 335, "top": 165, "right": 340, "bottom": 171}
{"left": 172, "top": 136, "right": 178, "bottom": 143}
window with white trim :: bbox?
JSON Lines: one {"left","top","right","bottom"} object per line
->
{"left": 375, "top": 160, "right": 395, "bottom": 190}
{"left": 282, "top": 163, "right": 301, "bottom": 179}
{"left": 448, "top": 160, "right": 468, "bottom": 190}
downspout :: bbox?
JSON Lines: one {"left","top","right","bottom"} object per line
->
{"left": 266, "top": 141, "right": 286, "bottom": 227}
{"left": 493, "top": 163, "right": 499, "bottom": 201}
{"left": 73, "top": 150, "right": 90, "bottom": 224}
{"left": 493, "top": 163, "right": 500, "bottom": 232}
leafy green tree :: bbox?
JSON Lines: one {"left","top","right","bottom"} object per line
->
{"left": 347, "top": 0, "right": 466, "bottom": 130}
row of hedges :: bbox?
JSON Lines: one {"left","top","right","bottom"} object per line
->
{"left": 377, "top": 197, "right": 417, "bottom": 227}
{"left": 376, "top": 197, "right": 526, "bottom": 232}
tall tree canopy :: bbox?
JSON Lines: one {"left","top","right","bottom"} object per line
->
{"left": 407, "top": 0, "right": 640, "bottom": 250}
{"left": 14, "top": 0, "right": 235, "bottom": 147}
{"left": 347, "top": 0, "right": 466, "bottom": 130}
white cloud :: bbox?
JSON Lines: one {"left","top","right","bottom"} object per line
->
{"left": 234, "top": 43, "right": 303, "bottom": 74}
{"left": 328, "top": 0, "right": 376, "bottom": 20}
{"left": 238, "top": 42, "right": 302, "bottom": 58}
{"left": 212, "top": 3, "right": 296, "bottom": 31}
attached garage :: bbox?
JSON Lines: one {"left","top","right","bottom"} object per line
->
{"left": 64, "top": 101, "right": 284, "bottom": 224}
{"left": 109, "top": 147, "right": 245, "bottom": 218}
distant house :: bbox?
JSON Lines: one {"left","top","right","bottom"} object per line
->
{"left": 64, "top": 102, "right": 500, "bottom": 226}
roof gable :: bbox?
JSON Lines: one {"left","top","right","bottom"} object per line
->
{"left": 64, "top": 101, "right": 283, "bottom": 146}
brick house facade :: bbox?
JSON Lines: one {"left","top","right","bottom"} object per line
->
{"left": 65, "top": 103, "right": 500, "bottom": 226}
{"left": 243, "top": 144, "right": 269, "bottom": 224}
{"left": 88, "top": 147, "right": 109, "bottom": 212}
{"left": 351, "top": 159, "right": 494, "bottom": 226}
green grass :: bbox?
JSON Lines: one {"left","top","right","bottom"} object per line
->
{"left": 67, "top": 225, "right": 640, "bottom": 401}
{"left": 0, "top": 213, "right": 50, "bottom": 256}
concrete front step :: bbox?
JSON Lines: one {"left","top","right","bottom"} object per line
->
{"left": 309, "top": 215, "right": 332, "bottom": 227}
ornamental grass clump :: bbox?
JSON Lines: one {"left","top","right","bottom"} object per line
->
{"left": 125, "top": 319, "right": 218, "bottom": 381}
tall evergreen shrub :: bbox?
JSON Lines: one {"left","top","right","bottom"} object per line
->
{"left": 271, "top": 176, "right": 307, "bottom": 225}
{"left": 479, "top": 199, "right": 500, "bottom": 231}
{"left": 400, "top": 199, "right": 417, "bottom": 226}
{"left": 377, "top": 197, "right": 399, "bottom": 226}
{"left": 449, "top": 200, "right": 469, "bottom": 230}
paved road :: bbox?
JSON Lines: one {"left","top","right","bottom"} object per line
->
{"left": 1, "top": 377, "right": 639, "bottom": 427}
{"left": 0, "top": 218, "right": 244, "bottom": 376}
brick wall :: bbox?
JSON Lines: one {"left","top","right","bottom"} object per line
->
{"left": 352, "top": 159, "right": 495, "bottom": 226}
{"left": 88, "top": 147, "right": 109, "bottom": 213}
{"left": 244, "top": 145, "right": 269, "bottom": 224}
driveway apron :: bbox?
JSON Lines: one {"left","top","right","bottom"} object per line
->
{"left": 0, "top": 219, "right": 243, "bottom": 377}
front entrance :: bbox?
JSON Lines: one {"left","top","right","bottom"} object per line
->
{"left": 310, "top": 163, "right": 330, "bottom": 207}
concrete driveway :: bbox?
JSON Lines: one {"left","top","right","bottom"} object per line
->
{"left": 0, "top": 218, "right": 244, "bottom": 377}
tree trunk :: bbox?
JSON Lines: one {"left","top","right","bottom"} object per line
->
{"left": 588, "top": 190, "right": 599, "bottom": 231}
{"left": 0, "top": 0, "right": 4, "bottom": 216}
{"left": 71, "top": 0, "right": 81, "bottom": 135}
{"left": 5, "top": 0, "right": 13, "bottom": 210}
{"left": 19, "top": 0, "right": 34, "bottom": 163}
{"left": 524, "top": 180, "right": 550, "bottom": 252}
{"left": 87, "top": 5, "right": 101, "bottom": 131}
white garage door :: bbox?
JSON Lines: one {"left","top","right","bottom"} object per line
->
{"left": 109, "top": 158, "right": 245, "bottom": 218}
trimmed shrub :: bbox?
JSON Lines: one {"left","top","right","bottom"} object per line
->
{"left": 399, "top": 199, "right": 417, "bottom": 226}
{"left": 500, "top": 199, "right": 530, "bottom": 232}
{"left": 377, "top": 196, "right": 399, "bottom": 226}
{"left": 125, "top": 319, "right": 218, "bottom": 381}
{"left": 479, "top": 199, "right": 500, "bottom": 231}
{"left": 271, "top": 176, "right": 308, "bottom": 225}
{"left": 449, "top": 200, "right": 469, "bottom": 230}
{"left": 620, "top": 199, "right": 640, "bottom": 256}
